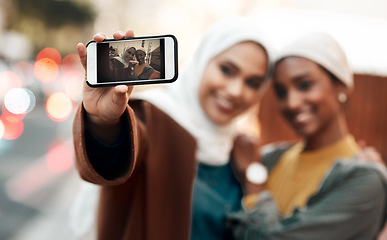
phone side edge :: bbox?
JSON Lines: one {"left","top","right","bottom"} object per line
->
{"left": 86, "top": 41, "right": 98, "bottom": 86}
{"left": 164, "top": 35, "right": 179, "bottom": 83}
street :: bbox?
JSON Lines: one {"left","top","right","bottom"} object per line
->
{"left": 0, "top": 103, "right": 89, "bottom": 240}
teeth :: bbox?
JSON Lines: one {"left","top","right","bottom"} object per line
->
{"left": 217, "top": 97, "right": 233, "bottom": 109}
{"left": 295, "top": 112, "right": 310, "bottom": 122}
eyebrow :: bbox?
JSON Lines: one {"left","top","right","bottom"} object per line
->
{"left": 291, "top": 73, "right": 311, "bottom": 83}
{"left": 223, "top": 60, "right": 266, "bottom": 80}
{"left": 222, "top": 60, "right": 238, "bottom": 71}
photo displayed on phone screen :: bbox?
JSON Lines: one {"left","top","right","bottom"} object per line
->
{"left": 97, "top": 38, "right": 165, "bottom": 83}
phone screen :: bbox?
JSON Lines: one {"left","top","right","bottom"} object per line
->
{"left": 96, "top": 38, "right": 165, "bottom": 83}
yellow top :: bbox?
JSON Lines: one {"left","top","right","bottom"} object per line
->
{"left": 243, "top": 135, "right": 359, "bottom": 214}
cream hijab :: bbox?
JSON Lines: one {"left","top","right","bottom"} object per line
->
{"left": 275, "top": 32, "right": 353, "bottom": 89}
{"left": 133, "top": 16, "right": 271, "bottom": 166}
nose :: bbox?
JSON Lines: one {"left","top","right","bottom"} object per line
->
{"left": 284, "top": 90, "right": 303, "bottom": 111}
{"left": 225, "top": 78, "right": 244, "bottom": 99}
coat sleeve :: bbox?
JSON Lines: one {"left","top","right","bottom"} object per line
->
{"left": 72, "top": 101, "right": 147, "bottom": 186}
{"left": 227, "top": 163, "right": 387, "bottom": 240}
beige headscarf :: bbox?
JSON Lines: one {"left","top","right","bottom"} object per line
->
{"left": 275, "top": 32, "right": 353, "bottom": 89}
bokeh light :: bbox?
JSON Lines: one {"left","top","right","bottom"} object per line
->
{"left": 33, "top": 58, "right": 59, "bottom": 83}
{"left": 0, "top": 119, "right": 4, "bottom": 140}
{"left": 2, "top": 105, "right": 26, "bottom": 122}
{"left": 4, "top": 88, "right": 36, "bottom": 114}
{"left": 46, "top": 141, "right": 73, "bottom": 174}
{"left": 64, "top": 70, "right": 84, "bottom": 101}
{"left": 36, "top": 47, "right": 61, "bottom": 65}
{"left": 46, "top": 92, "right": 73, "bottom": 121}
{"left": 12, "top": 61, "right": 35, "bottom": 86}
{"left": 0, "top": 115, "right": 24, "bottom": 140}
{"left": 0, "top": 71, "right": 23, "bottom": 97}
{"left": 61, "top": 53, "right": 82, "bottom": 73}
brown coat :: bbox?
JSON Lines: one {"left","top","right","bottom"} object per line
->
{"left": 73, "top": 100, "right": 251, "bottom": 240}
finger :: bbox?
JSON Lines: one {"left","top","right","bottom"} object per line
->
{"left": 124, "top": 29, "right": 135, "bottom": 38}
{"left": 113, "top": 31, "right": 126, "bottom": 40}
{"left": 77, "top": 42, "right": 87, "bottom": 70}
{"left": 93, "top": 32, "right": 107, "bottom": 43}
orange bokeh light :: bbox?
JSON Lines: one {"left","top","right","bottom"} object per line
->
{"left": 2, "top": 105, "right": 26, "bottom": 123}
{"left": 37, "top": 47, "right": 61, "bottom": 65}
{"left": 46, "top": 141, "right": 73, "bottom": 174}
{"left": 0, "top": 115, "right": 24, "bottom": 140}
{"left": 61, "top": 53, "right": 83, "bottom": 73}
{"left": 46, "top": 93, "right": 73, "bottom": 121}
{"left": 0, "top": 71, "right": 22, "bottom": 97}
{"left": 34, "top": 58, "right": 59, "bottom": 83}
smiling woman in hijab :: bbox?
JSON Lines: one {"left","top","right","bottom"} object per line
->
{"left": 73, "top": 16, "right": 272, "bottom": 240}
{"left": 227, "top": 32, "right": 387, "bottom": 240}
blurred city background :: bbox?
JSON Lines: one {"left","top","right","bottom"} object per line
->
{"left": 0, "top": 0, "right": 386, "bottom": 239}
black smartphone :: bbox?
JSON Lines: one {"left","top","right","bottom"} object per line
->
{"left": 86, "top": 34, "right": 178, "bottom": 87}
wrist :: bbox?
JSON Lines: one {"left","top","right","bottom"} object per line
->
{"left": 85, "top": 113, "right": 123, "bottom": 145}
{"left": 244, "top": 181, "right": 265, "bottom": 195}
{"left": 87, "top": 113, "right": 121, "bottom": 127}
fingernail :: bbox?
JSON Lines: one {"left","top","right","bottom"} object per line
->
{"left": 96, "top": 33, "right": 105, "bottom": 38}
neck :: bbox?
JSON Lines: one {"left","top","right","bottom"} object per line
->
{"left": 304, "top": 114, "right": 349, "bottom": 151}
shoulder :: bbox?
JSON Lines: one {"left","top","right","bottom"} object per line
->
{"left": 331, "top": 159, "right": 387, "bottom": 182}
{"left": 260, "top": 142, "right": 295, "bottom": 172}
{"left": 261, "top": 142, "right": 294, "bottom": 156}
{"left": 322, "top": 159, "right": 387, "bottom": 200}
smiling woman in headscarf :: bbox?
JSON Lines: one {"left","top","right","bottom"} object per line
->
{"left": 227, "top": 32, "right": 387, "bottom": 240}
{"left": 73, "top": 16, "right": 272, "bottom": 240}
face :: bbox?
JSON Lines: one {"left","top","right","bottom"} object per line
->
{"left": 273, "top": 57, "right": 343, "bottom": 138}
{"left": 198, "top": 41, "right": 268, "bottom": 125}
{"left": 124, "top": 48, "right": 136, "bottom": 63}
{"left": 135, "top": 50, "right": 146, "bottom": 64}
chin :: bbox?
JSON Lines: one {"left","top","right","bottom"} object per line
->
{"left": 212, "top": 115, "right": 233, "bottom": 126}
{"left": 292, "top": 125, "right": 316, "bottom": 138}
{"left": 212, "top": 118, "right": 231, "bottom": 126}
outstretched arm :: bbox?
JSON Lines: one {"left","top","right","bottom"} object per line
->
{"left": 73, "top": 30, "right": 146, "bottom": 185}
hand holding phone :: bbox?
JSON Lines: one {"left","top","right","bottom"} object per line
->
{"left": 77, "top": 30, "right": 136, "bottom": 144}
{"left": 86, "top": 34, "right": 178, "bottom": 87}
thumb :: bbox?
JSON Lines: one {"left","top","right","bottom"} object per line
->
{"left": 112, "top": 85, "right": 133, "bottom": 107}
{"left": 77, "top": 42, "right": 87, "bottom": 70}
